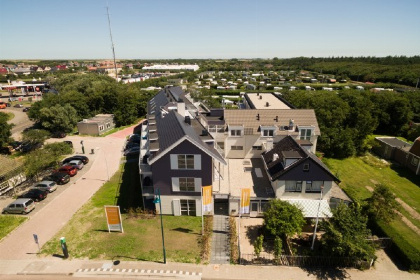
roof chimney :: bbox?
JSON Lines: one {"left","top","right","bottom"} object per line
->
{"left": 177, "top": 99, "right": 186, "bottom": 117}
{"left": 259, "top": 95, "right": 262, "bottom": 99}
{"left": 274, "top": 116, "right": 278, "bottom": 122}
{"left": 184, "top": 116, "right": 191, "bottom": 125}
{"left": 266, "top": 137, "right": 273, "bottom": 151}
{"left": 265, "top": 102, "right": 269, "bottom": 107}
{"left": 256, "top": 113, "right": 260, "bottom": 121}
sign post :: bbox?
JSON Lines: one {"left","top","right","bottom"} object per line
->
{"left": 104, "top": 206, "right": 124, "bottom": 233}
{"left": 33, "top": 234, "right": 40, "bottom": 254}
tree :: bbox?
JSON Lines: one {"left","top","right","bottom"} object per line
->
{"left": 321, "top": 203, "right": 375, "bottom": 261}
{"left": 113, "top": 87, "right": 139, "bottom": 126}
{"left": 0, "top": 112, "right": 13, "bottom": 147}
{"left": 39, "top": 104, "right": 78, "bottom": 133}
{"left": 263, "top": 199, "right": 305, "bottom": 238}
{"left": 365, "top": 184, "right": 399, "bottom": 223}
{"left": 24, "top": 149, "right": 56, "bottom": 179}
{"left": 22, "top": 129, "right": 50, "bottom": 146}
{"left": 273, "top": 236, "right": 283, "bottom": 259}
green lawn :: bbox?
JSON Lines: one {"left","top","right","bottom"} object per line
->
{"left": 322, "top": 154, "right": 420, "bottom": 264}
{"left": 0, "top": 215, "right": 28, "bottom": 241}
{"left": 41, "top": 161, "right": 202, "bottom": 263}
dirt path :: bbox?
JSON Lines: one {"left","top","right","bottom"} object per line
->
{"left": 365, "top": 185, "right": 420, "bottom": 235}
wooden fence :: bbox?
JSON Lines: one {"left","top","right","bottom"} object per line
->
{"left": 240, "top": 253, "right": 373, "bottom": 269}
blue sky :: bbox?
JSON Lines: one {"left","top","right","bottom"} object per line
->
{"left": 0, "top": 0, "right": 419, "bottom": 59}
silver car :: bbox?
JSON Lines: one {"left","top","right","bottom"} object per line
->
{"left": 66, "top": 160, "right": 84, "bottom": 170}
{"left": 32, "top": 180, "right": 57, "bottom": 192}
{"left": 2, "top": 198, "right": 35, "bottom": 214}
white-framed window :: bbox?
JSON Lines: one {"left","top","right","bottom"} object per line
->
{"left": 170, "top": 154, "right": 201, "bottom": 170}
{"left": 99, "top": 125, "right": 104, "bottom": 131}
{"left": 106, "top": 122, "right": 111, "bottom": 128}
{"left": 231, "top": 146, "right": 243, "bottom": 150}
{"left": 260, "top": 126, "right": 276, "bottom": 137}
{"left": 171, "top": 177, "right": 201, "bottom": 192}
{"left": 229, "top": 125, "right": 243, "bottom": 137}
{"left": 412, "top": 157, "right": 419, "bottom": 166}
{"left": 305, "top": 181, "right": 322, "bottom": 193}
{"left": 179, "top": 177, "right": 195, "bottom": 192}
{"left": 299, "top": 128, "right": 313, "bottom": 140}
{"left": 178, "top": 154, "right": 194, "bottom": 169}
{"left": 286, "top": 181, "right": 302, "bottom": 192}
{"left": 180, "top": 199, "right": 196, "bottom": 216}
{"left": 230, "top": 129, "right": 242, "bottom": 137}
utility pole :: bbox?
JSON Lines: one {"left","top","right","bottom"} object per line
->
{"left": 106, "top": 5, "right": 118, "bottom": 80}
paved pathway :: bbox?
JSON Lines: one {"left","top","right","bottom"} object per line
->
{"left": 0, "top": 124, "right": 140, "bottom": 259}
{"left": 210, "top": 215, "right": 230, "bottom": 264}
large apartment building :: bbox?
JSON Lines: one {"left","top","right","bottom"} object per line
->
{"left": 139, "top": 87, "right": 349, "bottom": 217}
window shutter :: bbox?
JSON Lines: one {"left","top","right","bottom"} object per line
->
{"left": 172, "top": 199, "right": 181, "bottom": 216}
{"left": 194, "top": 178, "right": 202, "bottom": 192}
{"left": 194, "top": 155, "right": 201, "bottom": 170}
{"left": 172, "top": 177, "right": 180, "bottom": 192}
{"left": 170, "top": 154, "right": 178, "bottom": 169}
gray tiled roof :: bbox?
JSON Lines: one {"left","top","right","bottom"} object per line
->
{"left": 376, "top": 137, "right": 411, "bottom": 148}
{"left": 147, "top": 87, "right": 226, "bottom": 165}
{"left": 224, "top": 109, "right": 320, "bottom": 135}
{"left": 262, "top": 136, "right": 338, "bottom": 182}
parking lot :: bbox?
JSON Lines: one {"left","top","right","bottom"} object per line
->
{"left": 0, "top": 151, "right": 98, "bottom": 217}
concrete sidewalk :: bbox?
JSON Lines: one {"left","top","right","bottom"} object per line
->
{"left": 1, "top": 251, "right": 419, "bottom": 280}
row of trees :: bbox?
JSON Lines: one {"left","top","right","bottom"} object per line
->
{"left": 28, "top": 74, "right": 157, "bottom": 132}
{"left": 282, "top": 89, "right": 419, "bottom": 158}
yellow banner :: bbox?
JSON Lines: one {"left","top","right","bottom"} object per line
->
{"left": 240, "top": 188, "right": 251, "bottom": 214}
{"left": 202, "top": 186, "right": 212, "bottom": 212}
{"left": 104, "top": 205, "right": 123, "bottom": 232}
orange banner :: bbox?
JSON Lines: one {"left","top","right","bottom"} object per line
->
{"left": 240, "top": 188, "right": 251, "bottom": 214}
{"left": 105, "top": 206, "right": 123, "bottom": 232}
{"left": 202, "top": 186, "right": 212, "bottom": 212}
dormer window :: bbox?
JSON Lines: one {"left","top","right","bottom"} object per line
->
{"left": 299, "top": 127, "right": 313, "bottom": 140}
{"left": 229, "top": 125, "right": 243, "bottom": 137}
{"left": 261, "top": 126, "right": 276, "bottom": 137}
{"left": 303, "top": 163, "right": 310, "bottom": 171}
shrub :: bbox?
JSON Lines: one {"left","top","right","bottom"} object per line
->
{"left": 200, "top": 215, "right": 213, "bottom": 263}
{"left": 229, "top": 216, "right": 239, "bottom": 264}
{"left": 253, "top": 234, "right": 264, "bottom": 258}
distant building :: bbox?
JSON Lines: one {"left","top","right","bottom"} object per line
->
{"left": 142, "top": 64, "right": 199, "bottom": 71}
{"left": 77, "top": 114, "right": 115, "bottom": 136}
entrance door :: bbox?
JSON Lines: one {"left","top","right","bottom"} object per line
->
{"left": 214, "top": 199, "right": 229, "bottom": 215}
{"left": 250, "top": 201, "right": 259, "bottom": 217}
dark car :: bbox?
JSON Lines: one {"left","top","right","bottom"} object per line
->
{"left": 51, "top": 131, "right": 66, "bottom": 138}
{"left": 19, "top": 189, "right": 48, "bottom": 202}
{"left": 124, "top": 141, "right": 138, "bottom": 151}
{"left": 14, "top": 104, "right": 24, "bottom": 108}
{"left": 124, "top": 146, "right": 140, "bottom": 156}
{"left": 43, "top": 172, "right": 70, "bottom": 185}
{"left": 23, "top": 107, "right": 30, "bottom": 112}
{"left": 21, "top": 142, "right": 42, "bottom": 153}
{"left": 62, "top": 155, "right": 89, "bottom": 165}
{"left": 58, "top": 165, "right": 78, "bottom": 177}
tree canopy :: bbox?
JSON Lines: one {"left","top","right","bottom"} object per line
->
{"left": 263, "top": 199, "right": 305, "bottom": 238}
{"left": 321, "top": 203, "right": 375, "bottom": 261}
{"left": 365, "top": 184, "right": 399, "bottom": 224}
{"left": 0, "top": 112, "right": 13, "bottom": 148}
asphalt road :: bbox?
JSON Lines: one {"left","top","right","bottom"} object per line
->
{"left": 3, "top": 106, "right": 34, "bottom": 140}
{"left": 0, "top": 131, "right": 131, "bottom": 259}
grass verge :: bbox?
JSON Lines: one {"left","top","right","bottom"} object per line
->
{"left": 41, "top": 162, "right": 202, "bottom": 263}
{"left": 323, "top": 153, "right": 420, "bottom": 271}
{"left": 0, "top": 215, "right": 28, "bottom": 241}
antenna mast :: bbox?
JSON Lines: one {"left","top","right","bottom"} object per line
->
{"left": 106, "top": 5, "right": 118, "bottom": 80}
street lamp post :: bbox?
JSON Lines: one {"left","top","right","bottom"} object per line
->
{"left": 153, "top": 188, "right": 166, "bottom": 264}
{"left": 311, "top": 185, "right": 324, "bottom": 250}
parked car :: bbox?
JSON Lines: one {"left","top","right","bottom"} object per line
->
{"left": 51, "top": 131, "right": 66, "bottom": 138}
{"left": 23, "top": 107, "right": 30, "bottom": 112}
{"left": 14, "top": 104, "right": 23, "bottom": 108}
{"left": 32, "top": 180, "right": 57, "bottom": 193}
{"left": 43, "top": 172, "right": 70, "bottom": 185}
{"left": 124, "top": 141, "right": 139, "bottom": 151}
{"left": 6, "top": 102, "right": 11, "bottom": 107}
{"left": 2, "top": 198, "right": 35, "bottom": 214}
{"left": 124, "top": 146, "right": 140, "bottom": 156}
{"left": 62, "top": 155, "right": 89, "bottom": 165}
{"left": 0, "top": 102, "right": 6, "bottom": 109}
{"left": 58, "top": 165, "right": 78, "bottom": 177}
{"left": 19, "top": 189, "right": 48, "bottom": 202}
{"left": 21, "top": 142, "right": 42, "bottom": 153}
{"left": 66, "top": 159, "right": 84, "bottom": 170}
